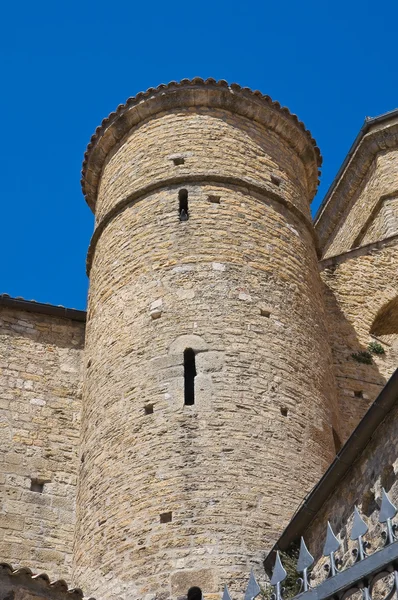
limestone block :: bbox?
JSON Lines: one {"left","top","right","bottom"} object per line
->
{"left": 170, "top": 568, "right": 218, "bottom": 597}
{"left": 169, "top": 334, "right": 208, "bottom": 355}
{"left": 196, "top": 352, "right": 224, "bottom": 373}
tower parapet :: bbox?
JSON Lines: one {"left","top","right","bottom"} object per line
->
{"left": 75, "top": 79, "right": 338, "bottom": 600}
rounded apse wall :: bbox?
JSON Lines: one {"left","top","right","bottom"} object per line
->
{"left": 74, "top": 80, "right": 339, "bottom": 600}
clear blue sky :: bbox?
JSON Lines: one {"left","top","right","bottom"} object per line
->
{"left": 1, "top": 0, "right": 397, "bottom": 310}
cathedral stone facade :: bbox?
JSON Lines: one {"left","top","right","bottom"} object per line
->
{"left": 0, "top": 80, "right": 397, "bottom": 600}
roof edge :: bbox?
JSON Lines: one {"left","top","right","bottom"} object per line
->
{"left": 0, "top": 294, "right": 86, "bottom": 322}
{"left": 81, "top": 78, "right": 322, "bottom": 210}
{"left": 264, "top": 368, "right": 398, "bottom": 572}
{"left": 314, "top": 108, "right": 398, "bottom": 227}
{"left": 0, "top": 562, "right": 95, "bottom": 600}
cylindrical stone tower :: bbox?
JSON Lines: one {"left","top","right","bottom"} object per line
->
{"left": 74, "top": 79, "right": 339, "bottom": 600}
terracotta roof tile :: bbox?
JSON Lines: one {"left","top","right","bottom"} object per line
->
{"left": 0, "top": 563, "right": 95, "bottom": 599}
{"left": 81, "top": 78, "right": 322, "bottom": 209}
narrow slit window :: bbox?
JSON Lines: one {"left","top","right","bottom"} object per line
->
{"left": 184, "top": 348, "right": 196, "bottom": 405}
{"left": 179, "top": 189, "right": 189, "bottom": 221}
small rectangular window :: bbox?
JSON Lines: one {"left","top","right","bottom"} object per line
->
{"left": 30, "top": 478, "right": 45, "bottom": 493}
{"left": 271, "top": 174, "right": 282, "bottom": 187}
{"left": 160, "top": 511, "right": 172, "bottom": 523}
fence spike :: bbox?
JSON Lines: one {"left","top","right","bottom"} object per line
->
{"left": 351, "top": 506, "right": 368, "bottom": 540}
{"left": 270, "top": 552, "right": 287, "bottom": 600}
{"left": 222, "top": 585, "right": 232, "bottom": 600}
{"left": 350, "top": 506, "right": 369, "bottom": 560}
{"left": 297, "top": 537, "right": 314, "bottom": 592}
{"left": 297, "top": 537, "right": 314, "bottom": 572}
{"left": 270, "top": 552, "right": 287, "bottom": 586}
{"left": 323, "top": 522, "right": 340, "bottom": 577}
{"left": 244, "top": 570, "right": 261, "bottom": 600}
{"left": 323, "top": 522, "right": 340, "bottom": 556}
{"left": 379, "top": 487, "right": 397, "bottom": 544}
{"left": 379, "top": 488, "right": 397, "bottom": 523}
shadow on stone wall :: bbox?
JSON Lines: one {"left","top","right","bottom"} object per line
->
{"left": 321, "top": 274, "right": 397, "bottom": 444}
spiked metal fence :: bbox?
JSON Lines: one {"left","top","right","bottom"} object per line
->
{"left": 223, "top": 488, "right": 398, "bottom": 600}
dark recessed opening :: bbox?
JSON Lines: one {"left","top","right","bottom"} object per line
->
{"left": 354, "top": 390, "right": 363, "bottom": 398}
{"left": 87, "top": 359, "right": 92, "bottom": 368}
{"left": 332, "top": 427, "right": 342, "bottom": 454}
{"left": 381, "top": 464, "right": 395, "bottom": 492}
{"left": 362, "top": 490, "right": 378, "bottom": 516}
{"left": 207, "top": 195, "right": 221, "bottom": 204}
{"left": 179, "top": 189, "right": 189, "bottom": 221}
{"left": 184, "top": 348, "right": 196, "bottom": 405}
{"left": 144, "top": 404, "right": 154, "bottom": 415}
{"left": 271, "top": 174, "right": 282, "bottom": 187}
{"left": 80, "top": 454, "right": 85, "bottom": 463}
{"left": 260, "top": 308, "right": 271, "bottom": 318}
{"left": 188, "top": 587, "right": 202, "bottom": 600}
{"left": 172, "top": 157, "right": 185, "bottom": 166}
{"left": 160, "top": 511, "right": 172, "bottom": 523}
{"left": 30, "top": 478, "right": 45, "bottom": 493}
{"left": 280, "top": 407, "right": 288, "bottom": 417}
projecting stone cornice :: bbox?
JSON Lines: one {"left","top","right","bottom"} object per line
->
{"left": 81, "top": 78, "right": 322, "bottom": 211}
{"left": 315, "top": 114, "right": 398, "bottom": 251}
{"left": 85, "top": 175, "right": 320, "bottom": 276}
{"left": 319, "top": 233, "right": 398, "bottom": 270}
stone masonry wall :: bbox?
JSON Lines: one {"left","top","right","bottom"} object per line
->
{"left": 320, "top": 240, "right": 398, "bottom": 442}
{"left": 75, "top": 95, "right": 339, "bottom": 600}
{"left": 76, "top": 185, "right": 338, "bottom": 600}
{"left": 0, "top": 306, "right": 84, "bottom": 581}
{"left": 359, "top": 195, "right": 398, "bottom": 246}
{"left": 322, "top": 149, "right": 398, "bottom": 258}
{"left": 95, "top": 109, "right": 311, "bottom": 225}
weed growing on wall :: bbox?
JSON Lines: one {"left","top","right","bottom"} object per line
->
{"left": 351, "top": 351, "right": 373, "bottom": 364}
{"left": 368, "top": 341, "right": 385, "bottom": 355}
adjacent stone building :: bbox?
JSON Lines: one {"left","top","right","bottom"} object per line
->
{"left": 0, "top": 80, "right": 397, "bottom": 600}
